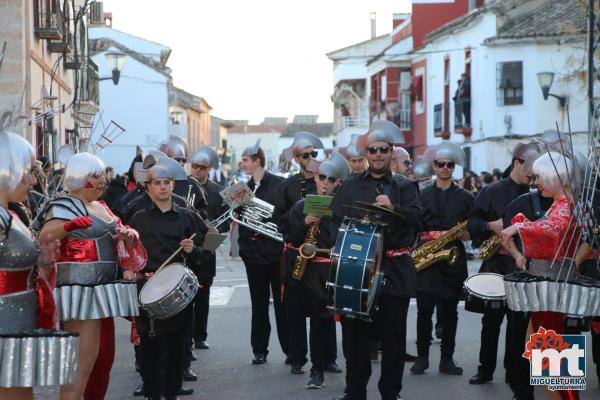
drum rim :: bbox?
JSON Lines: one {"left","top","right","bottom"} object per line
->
{"left": 139, "top": 263, "right": 191, "bottom": 304}
{"left": 464, "top": 272, "right": 506, "bottom": 300}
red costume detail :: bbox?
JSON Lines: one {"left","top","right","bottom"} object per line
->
{"left": 63, "top": 216, "right": 93, "bottom": 232}
{"left": 512, "top": 196, "right": 579, "bottom": 260}
{"left": 36, "top": 274, "right": 58, "bottom": 329}
{"left": 57, "top": 238, "right": 99, "bottom": 263}
{"left": 0, "top": 269, "right": 31, "bottom": 295}
{"left": 385, "top": 247, "right": 411, "bottom": 258}
{"left": 420, "top": 230, "right": 446, "bottom": 241}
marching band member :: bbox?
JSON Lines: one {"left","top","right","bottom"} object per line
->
{"left": 467, "top": 143, "right": 539, "bottom": 385}
{"left": 275, "top": 131, "right": 324, "bottom": 223}
{"left": 188, "top": 146, "right": 230, "bottom": 349}
{"left": 128, "top": 164, "right": 207, "bottom": 400}
{"left": 283, "top": 152, "right": 350, "bottom": 388}
{"left": 330, "top": 120, "right": 421, "bottom": 400}
{"left": 339, "top": 133, "right": 367, "bottom": 175}
{"left": 501, "top": 151, "right": 581, "bottom": 400}
{"left": 39, "top": 152, "right": 145, "bottom": 400}
{"left": 0, "top": 130, "right": 78, "bottom": 400}
{"left": 410, "top": 142, "right": 473, "bottom": 376}
{"left": 390, "top": 146, "right": 412, "bottom": 177}
{"left": 238, "top": 140, "right": 290, "bottom": 365}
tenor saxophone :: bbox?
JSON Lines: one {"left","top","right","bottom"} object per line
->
{"left": 411, "top": 220, "right": 468, "bottom": 273}
{"left": 292, "top": 188, "right": 326, "bottom": 281}
{"left": 477, "top": 234, "right": 502, "bottom": 261}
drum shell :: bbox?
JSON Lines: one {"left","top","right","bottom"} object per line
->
{"left": 327, "top": 218, "right": 383, "bottom": 321}
{"left": 138, "top": 264, "right": 199, "bottom": 322}
{"left": 463, "top": 273, "right": 506, "bottom": 314}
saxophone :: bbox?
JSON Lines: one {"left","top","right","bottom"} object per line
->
{"left": 477, "top": 234, "right": 502, "bottom": 261}
{"left": 292, "top": 187, "right": 327, "bottom": 281}
{"left": 411, "top": 220, "right": 468, "bottom": 273}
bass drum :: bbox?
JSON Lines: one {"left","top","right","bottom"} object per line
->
{"left": 327, "top": 217, "right": 383, "bottom": 321}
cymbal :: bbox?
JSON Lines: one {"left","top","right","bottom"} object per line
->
{"left": 354, "top": 201, "right": 406, "bottom": 220}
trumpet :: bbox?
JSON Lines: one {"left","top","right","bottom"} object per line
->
{"left": 230, "top": 197, "right": 283, "bottom": 242}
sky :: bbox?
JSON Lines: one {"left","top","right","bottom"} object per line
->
{"left": 101, "top": 0, "right": 412, "bottom": 124}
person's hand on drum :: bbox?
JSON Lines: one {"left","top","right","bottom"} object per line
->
{"left": 180, "top": 238, "right": 195, "bottom": 254}
{"left": 374, "top": 194, "right": 393, "bottom": 210}
{"left": 305, "top": 215, "right": 321, "bottom": 226}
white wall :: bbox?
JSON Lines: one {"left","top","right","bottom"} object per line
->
{"left": 227, "top": 132, "right": 281, "bottom": 171}
{"left": 92, "top": 46, "right": 169, "bottom": 173}
{"left": 423, "top": 13, "right": 588, "bottom": 173}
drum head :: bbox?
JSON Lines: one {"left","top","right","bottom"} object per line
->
{"left": 140, "top": 264, "right": 187, "bottom": 304}
{"left": 464, "top": 273, "right": 505, "bottom": 298}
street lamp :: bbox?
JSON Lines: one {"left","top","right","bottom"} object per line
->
{"left": 536, "top": 71, "right": 567, "bottom": 108}
{"left": 99, "top": 51, "right": 127, "bottom": 85}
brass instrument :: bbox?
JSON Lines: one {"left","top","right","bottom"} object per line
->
{"left": 292, "top": 187, "right": 327, "bottom": 281}
{"left": 477, "top": 234, "right": 502, "bottom": 261}
{"left": 229, "top": 197, "right": 283, "bottom": 242}
{"left": 411, "top": 220, "right": 468, "bottom": 273}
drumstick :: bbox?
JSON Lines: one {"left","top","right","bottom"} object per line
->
{"left": 155, "top": 233, "right": 197, "bottom": 274}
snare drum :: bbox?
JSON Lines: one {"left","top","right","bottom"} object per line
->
{"left": 464, "top": 273, "right": 506, "bottom": 313}
{"left": 139, "top": 263, "right": 199, "bottom": 320}
{"left": 327, "top": 218, "right": 383, "bottom": 321}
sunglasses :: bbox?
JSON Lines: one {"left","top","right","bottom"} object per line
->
{"left": 434, "top": 160, "right": 456, "bottom": 169}
{"left": 191, "top": 164, "right": 209, "bottom": 170}
{"left": 299, "top": 151, "right": 318, "bottom": 159}
{"left": 318, "top": 174, "right": 337, "bottom": 184}
{"left": 174, "top": 157, "right": 187, "bottom": 163}
{"left": 403, "top": 160, "right": 413, "bottom": 166}
{"left": 367, "top": 146, "right": 391, "bottom": 155}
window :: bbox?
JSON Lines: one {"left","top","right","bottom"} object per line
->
{"left": 411, "top": 75, "right": 423, "bottom": 102}
{"left": 497, "top": 61, "right": 523, "bottom": 106}
{"left": 434, "top": 104, "right": 443, "bottom": 133}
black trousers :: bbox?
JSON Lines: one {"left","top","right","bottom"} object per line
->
{"left": 140, "top": 327, "right": 187, "bottom": 397}
{"left": 416, "top": 291, "right": 459, "bottom": 360}
{"left": 477, "top": 307, "right": 508, "bottom": 377}
{"left": 505, "top": 311, "right": 534, "bottom": 400}
{"left": 193, "top": 275, "right": 214, "bottom": 343}
{"left": 243, "top": 260, "right": 289, "bottom": 356}
{"left": 285, "top": 283, "right": 336, "bottom": 368}
{"left": 341, "top": 293, "right": 409, "bottom": 400}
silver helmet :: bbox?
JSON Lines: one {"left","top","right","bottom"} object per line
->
{"left": 318, "top": 151, "right": 351, "bottom": 182}
{"left": 159, "top": 135, "right": 188, "bottom": 159}
{"left": 412, "top": 157, "right": 434, "bottom": 179}
{"left": 339, "top": 134, "right": 365, "bottom": 158}
{"left": 189, "top": 146, "right": 219, "bottom": 169}
{"left": 432, "top": 141, "right": 466, "bottom": 166}
{"left": 142, "top": 151, "right": 188, "bottom": 181}
{"left": 242, "top": 139, "right": 261, "bottom": 157}
{"left": 282, "top": 131, "right": 324, "bottom": 162}
{"left": 364, "top": 120, "right": 405, "bottom": 147}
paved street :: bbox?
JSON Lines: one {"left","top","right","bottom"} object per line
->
{"left": 38, "top": 242, "right": 600, "bottom": 399}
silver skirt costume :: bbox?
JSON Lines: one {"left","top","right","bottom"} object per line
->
{"left": 0, "top": 207, "right": 78, "bottom": 387}
{"left": 504, "top": 259, "right": 600, "bottom": 317}
{"left": 43, "top": 196, "right": 139, "bottom": 321}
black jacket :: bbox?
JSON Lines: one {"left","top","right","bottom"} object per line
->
{"left": 275, "top": 172, "right": 316, "bottom": 234}
{"left": 331, "top": 170, "right": 422, "bottom": 297}
{"left": 238, "top": 171, "right": 285, "bottom": 265}
{"left": 417, "top": 181, "right": 473, "bottom": 298}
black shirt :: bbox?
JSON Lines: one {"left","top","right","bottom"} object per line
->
{"left": 120, "top": 192, "right": 191, "bottom": 224}
{"left": 129, "top": 201, "right": 207, "bottom": 273}
{"left": 238, "top": 171, "right": 285, "bottom": 265}
{"left": 417, "top": 181, "right": 473, "bottom": 298}
{"left": 331, "top": 170, "right": 422, "bottom": 297}
{"left": 174, "top": 178, "right": 208, "bottom": 219}
{"left": 199, "top": 179, "right": 230, "bottom": 233}
{"left": 275, "top": 172, "right": 316, "bottom": 234}
{"left": 468, "top": 177, "right": 529, "bottom": 247}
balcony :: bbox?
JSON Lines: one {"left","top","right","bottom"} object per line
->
{"left": 34, "top": 5, "right": 64, "bottom": 40}
{"left": 48, "top": 31, "right": 71, "bottom": 53}
{"left": 341, "top": 116, "right": 369, "bottom": 128}
{"left": 454, "top": 97, "right": 472, "bottom": 136}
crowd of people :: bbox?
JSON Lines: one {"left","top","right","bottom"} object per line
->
{"left": 0, "top": 118, "right": 599, "bottom": 400}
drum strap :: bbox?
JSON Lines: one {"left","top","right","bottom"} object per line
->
{"left": 529, "top": 187, "right": 543, "bottom": 219}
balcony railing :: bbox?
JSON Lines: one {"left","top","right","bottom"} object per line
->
{"left": 80, "top": 58, "right": 99, "bottom": 105}
{"left": 341, "top": 116, "right": 369, "bottom": 128}
{"left": 34, "top": 3, "right": 64, "bottom": 40}
{"left": 48, "top": 29, "right": 71, "bottom": 53}
{"left": 454, "top": 97, "right": 471, "bottom": 129}
{"left": 395, "top": 109, "right": 411, "bottom": 130}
